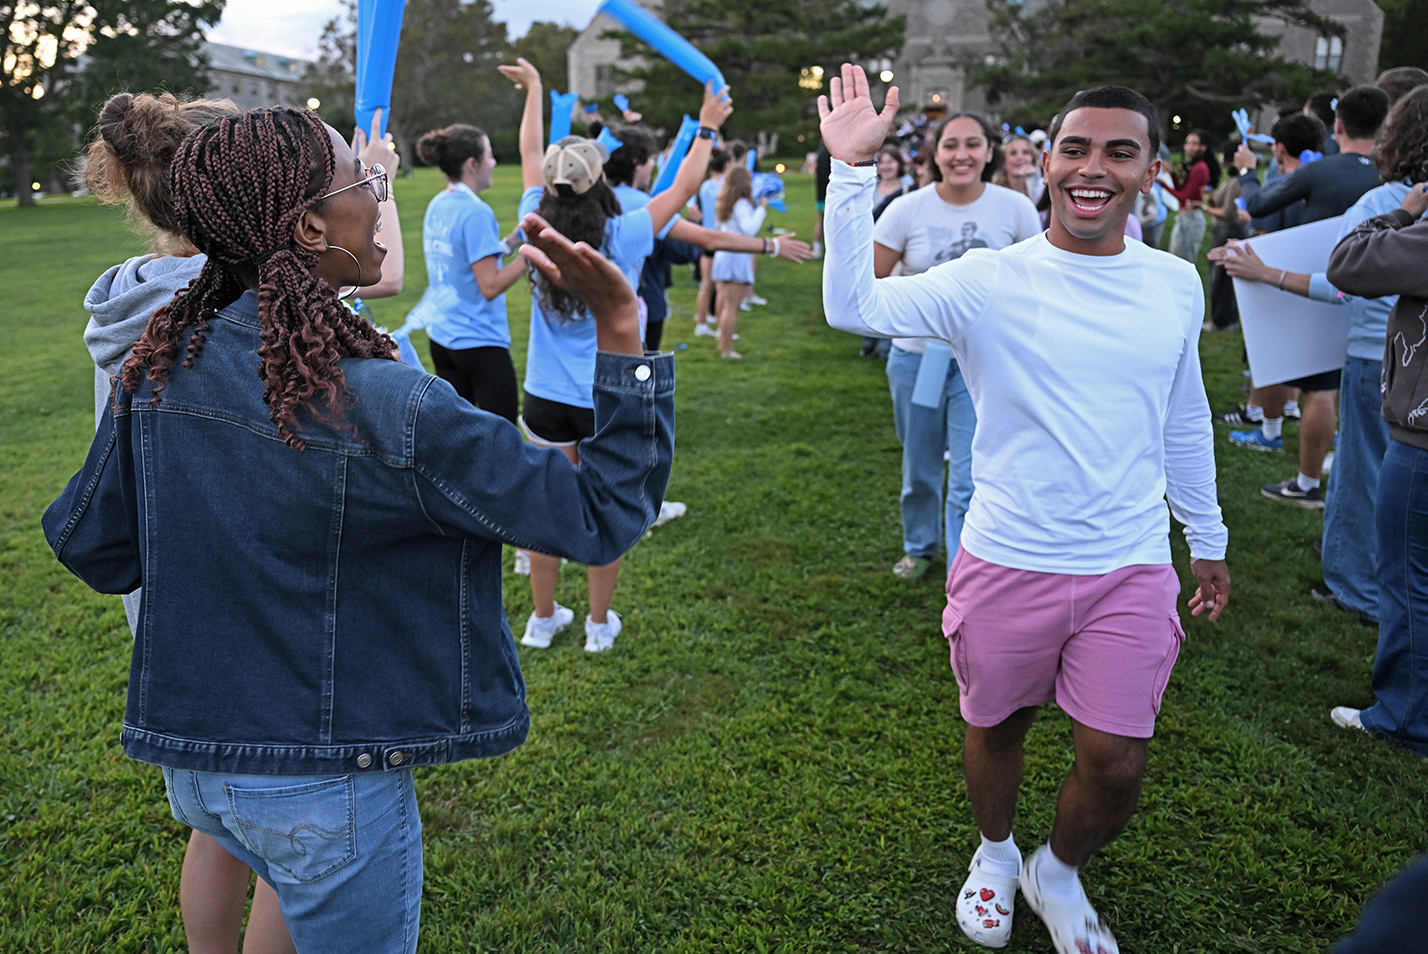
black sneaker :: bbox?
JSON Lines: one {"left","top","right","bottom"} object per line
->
{"left": 1261, "top": 477, "right": 1323, "bottom": 509}
{"left": 1213, "top": 404, "right": 1263, "bottom": 426}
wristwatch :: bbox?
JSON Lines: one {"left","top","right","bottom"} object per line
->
{"left": 697, "top": 126, "right": 720, "bottom": 143}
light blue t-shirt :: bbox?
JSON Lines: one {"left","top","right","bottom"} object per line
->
{"left": 420, "top": 184, "right": 510, "bottom": 350}
{"left": 519, "top": 186, "right": 654, "bottom": 408}
{"left": 1305, "top": 180, "right": 1414, "bottom": 361}
{"left": 698, "top": 177, "right": 723, "bottom": 230}
{"left": 613, "top": 183, "right": 676, "bottom": 239}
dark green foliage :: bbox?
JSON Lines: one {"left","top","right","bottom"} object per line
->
{"left": 611, "top": 0, "right": 904, "bottom": 142}
{"left": 3, "top": 172, "right": 1427, "bottom": 951}
{"left": 0, "top": 0, "right": 223, "bottom": 204}
{"left": 1377, "top": 0, "right": 1428, "bottom": 73}
{"left": 974, "top": 0, "right": 1340, "bottom": 139}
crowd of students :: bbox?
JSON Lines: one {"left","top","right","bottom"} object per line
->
{"left": 36, "top": 46, "right": 1428, "bottom": 954}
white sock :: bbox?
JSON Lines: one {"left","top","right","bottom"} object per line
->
{"left": 1033, "top": 845, "right": 1082, "bottom": 903}
{"left": 1262, "top": 416, "right": 1283, "bottom": 440}
{"left": 1297, "top": 472, "right": 1321, "bottom": 491}
{"left": 978, "top": 833, "right": 1021, "bottom": 877}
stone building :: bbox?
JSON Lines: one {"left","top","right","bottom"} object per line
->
{"left": 568, "top": 0, "right": 1385, "bottom": 117}
{"left": 203, "top": 42, "right": 313, "bottom": 110}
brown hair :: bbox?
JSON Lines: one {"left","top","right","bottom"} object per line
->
{"left": 715, "top": 165, "right": 753, "bottom": 224}
{"left": 1375, "top": 86, "right": 1428, "bottom": 185}
{"left": 416, "top": 123, "right": 488, "bottom": 180}
{"left": 877, "top": 145, "right": 905, "bottom": 179}
{"left": 85, "top": 92, "right": 240, "bottom": 252}
{"left": 120, "top": 107, "right": 397, "bottom": 450}
{"left": 1377, "top": 67, "right": 1428, "bottom": 106}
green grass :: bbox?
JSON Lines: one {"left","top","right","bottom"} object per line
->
{"left": 2, "top": 166, "right": 1423, "bottom": 953}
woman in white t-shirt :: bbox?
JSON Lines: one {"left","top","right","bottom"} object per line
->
{"left": 710, "top": 165, "right": 768, "bottom": 358}
{"left": 873, "top": 112, "right": 1041, "bottom": 580}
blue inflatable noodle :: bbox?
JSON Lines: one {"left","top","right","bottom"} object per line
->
{"left": 354, "top": 0, "right": 406, "bottom": 138}
{"left": 1232, "top": 108, "right": 1275, "bottom": 145}
{"left": 549, "top": 90, "right": 580, "bottom": 144}
{"left": 598, "top": 0, "right": 727, "bottom": 97}
{"left": 650, "top": 114, "right": 700, "bottom": 196}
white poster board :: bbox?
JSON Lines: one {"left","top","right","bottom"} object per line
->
{"left": 1232, "top": 216, "right": 1350, "bottom": 386}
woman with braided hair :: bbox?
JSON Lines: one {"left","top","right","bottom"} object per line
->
{"left": 46, "top": 105, "right": 674, "bottom": 953}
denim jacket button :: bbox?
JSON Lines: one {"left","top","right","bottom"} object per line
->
{"left": 634, "top": 364, "right": 651, "bottom": 381}
{"left": 356, "top": 753, "right": 372, "bottom": 768}
{"left": 388, "top": 751, "right": 405, "bottom": 766}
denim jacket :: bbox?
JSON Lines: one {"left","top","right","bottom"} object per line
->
{"left": 44, "top": 291, "right": 674, "bottom": 775}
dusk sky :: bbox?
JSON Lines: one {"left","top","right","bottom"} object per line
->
{"left": 209, "top": 0, "right": 602, "bottom": 60}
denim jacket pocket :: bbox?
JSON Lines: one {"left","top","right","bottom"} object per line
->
{"left": 226, "top": 776, "right": 358, "bottom": 884}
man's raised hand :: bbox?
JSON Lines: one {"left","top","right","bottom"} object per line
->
{"left": 817, "top": 63, "right": 899, "bottom": 165}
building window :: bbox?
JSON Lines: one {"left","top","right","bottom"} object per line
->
{"left": 1314, "top": 35, "right": 1343, "bottom": 72}
{"left": 231, "top": 81, "right": 240, "bottom": 94}
{"left": 594, "top": 64, "right": 614, "bottom": 97}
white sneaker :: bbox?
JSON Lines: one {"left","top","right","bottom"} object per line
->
{"left": 653, "top": 500, "right": 687, "bottom": 527}
{"left": 739, "top": 298, "right": 753, "bottom": 312}
{"left": 1020, "top": 844, "right": 1119, "bottom": 954}
{"left": 584, "top": 610, "right": 622, "bottom": 653}
{"left": 694, "top": 322, "right": 717, "bottom": 337}
{"left": 520, "top": 603, "right": 574, "bottom": 649}
{"left": 512, "top": 550, "right": 530, "bottom": 575}
{"left": 749, "top": 294, "right": 768, "bottom": 306}
{"left": 956, "top": 846, "right": 1021, "bottom": 948}
{"left": 1331, "top": 706, "right": 1366, "bottom": 731}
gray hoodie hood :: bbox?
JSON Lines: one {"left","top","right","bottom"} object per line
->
{"left": 83, "top": 253, "right": 206, "bottom": 376}
{"left": 84, "top": 253, "right": 206, "bottom": 427}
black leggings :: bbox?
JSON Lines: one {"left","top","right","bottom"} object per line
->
{"left": 428, "top": 342, "right": 519, "bottom": 425}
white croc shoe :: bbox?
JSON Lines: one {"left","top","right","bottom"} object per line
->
{"left": 1331, "top": 706, "right": 1367, "bottom": 731}
{"left": 520, "top": 603, "right": 574, "bottom": 649}
{"left": 584, "top": 610, "right": 622, "bottom": 653}
{"left": 956, "top": 845, "right": 1021, "bottom": 948}
{"left": 1020, "top": 844, "right": 1119, "bottom": 954}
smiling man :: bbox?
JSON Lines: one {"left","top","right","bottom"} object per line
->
{"left": 818, "top": 68, "right": 1230, "bottom": 954}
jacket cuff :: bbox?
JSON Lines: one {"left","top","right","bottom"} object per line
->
{"left": 593, "top": 351, "right": 674, "bottom": 395}
{"left": 1384, "top": 208, "right": 1417, "bottom": 228}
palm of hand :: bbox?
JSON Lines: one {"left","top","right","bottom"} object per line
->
{"left": 817, "top": 64, "right": 898, "bottom": 164}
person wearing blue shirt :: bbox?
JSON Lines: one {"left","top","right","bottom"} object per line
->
{"left": 498, "top": 56, "right": 731, "bottom": 653}
{"left": 1211, "top": 87, "right": 1427, "bottom": 628}
{"left": 414, "top": 124, "right": 528, "bottom": 424}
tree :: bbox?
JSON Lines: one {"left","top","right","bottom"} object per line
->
{"left": 612, "top": 0, "right": 905, "bottom": 145}
{"left": 514, "top": 20, "right": 578, "bottom": 95}
{"left": 1377, "top": 0, "right": 1428, "bottom": 73}
{"left": 300, "top": 0, "right": 521, "bottom": 167}
{"left": 0, "top": 0, "right": 222, "bottom": 206}
{"left": 971, "top": 0, "right": 1341, "bottom": 141}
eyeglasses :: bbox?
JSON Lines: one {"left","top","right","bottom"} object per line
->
{"left": 319, "top": 163, "right": 388, "bottom": 203}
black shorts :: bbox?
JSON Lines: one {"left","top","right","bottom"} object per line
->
{"left": 699, "top": 249, "right": 715, "bottom": 260}
{"left": 520, "top": 391, "right": 595, "bottom": 446}
{"left": 1284, "top": 368, "right": 1342, "bottom": 392}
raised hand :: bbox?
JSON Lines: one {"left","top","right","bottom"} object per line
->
{"left": 353, "top": 107, "right": 400, "bottom": 175}
{"left": 497, "top": 57, "right": 542, "bottom": 91}
{"left": 1402, "top": 181, "right": 1428, "bottom": 218}
{"left": 816, "top": 63, "right": 899, "bottom": 164}
{"left": 698, "top": 79, "right": 733, "bottom": 131}
{"left": 519, "top": 213, "right": 642, "bottom": 355}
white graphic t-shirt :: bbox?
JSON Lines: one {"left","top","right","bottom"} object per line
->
{"left": 873, "top": 183, "right": 1041, "bottom": 353}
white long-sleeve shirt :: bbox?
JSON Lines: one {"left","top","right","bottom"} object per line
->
{"left": 718, "top": 197, "right": 767, "bottom": 236}
{"left": 823, "top": 161, "right": 1227, "bottom": 573}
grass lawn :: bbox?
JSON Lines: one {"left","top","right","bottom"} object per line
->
{"left": 2, "top": 166, "right": 1423, "bottom": 953}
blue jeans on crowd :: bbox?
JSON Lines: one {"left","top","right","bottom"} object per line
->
{"left": 1323, "top": 356, "right": 1390, "bottom": 620}
{"left": 1358, "top": 439, "right": 1428, "bottom": 756}
{"left": 886, "top": 345, "right": 975, "bottom": 567}
{"left": 164, "top": 767, "right": 423, "bottom": 953}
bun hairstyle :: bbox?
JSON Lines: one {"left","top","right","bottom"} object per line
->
{"left": 928, "top": 112, "right": 1004, "bottom": 184}
{"left": 122, "top": 106, "right": 397, "bottom": 451}
{"left": 86, "top": 91, "right": 241, "bottom": 250}
{"left": 416, "top": 124, "right": 488, "bottom": 181}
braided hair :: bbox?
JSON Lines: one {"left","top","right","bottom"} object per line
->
{"left": 120, "top": 107, "right": 396, "bottom": 450}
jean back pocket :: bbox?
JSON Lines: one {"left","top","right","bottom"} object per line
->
{"left": 226, "top": 775, "right": 358, "bottom": 884}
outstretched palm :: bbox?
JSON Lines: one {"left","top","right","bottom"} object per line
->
{"left": 817, "top": 64, "right": 900, "bottom": 165}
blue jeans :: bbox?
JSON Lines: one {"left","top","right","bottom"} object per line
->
{"left": 886, "top": 345, "right": 976, "bottom": 566}
{"left": 1323, "top": 356, "right": 1390, "bottom": 619}
{"left": 163, "top": 768, "right": 423, "bottom": 953}
{"left": 1359, "top": 439, "right": 1428, "bottom": 756}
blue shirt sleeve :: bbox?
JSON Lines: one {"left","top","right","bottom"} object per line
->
{"left": 613, "top": 208, "right": 655, "bottom": 271}
{"left": 516, "top": 187, "right": 543, "bottom": 238}
{"left": 462, "top": 199, "right": 505, "bottom": 265}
